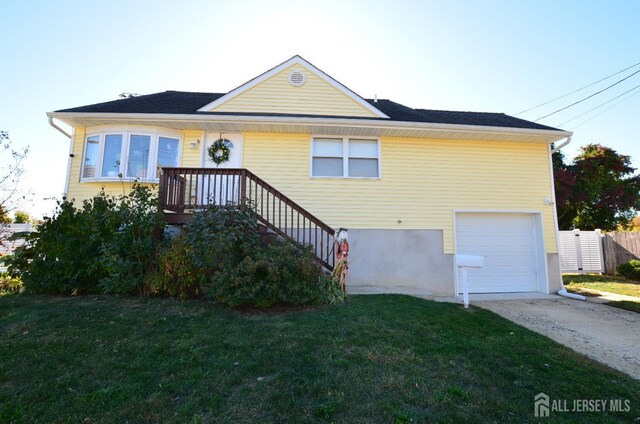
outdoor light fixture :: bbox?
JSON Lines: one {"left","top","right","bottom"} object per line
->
{"left": 190, "top": 139, "right": 200, "bottom": 149}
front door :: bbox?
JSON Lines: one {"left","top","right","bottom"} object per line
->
{"left": 203, "top": 133, "right": 243, "bottom": 169}
{"left": 201, "top": 133, "right": 244, "bottom": 206}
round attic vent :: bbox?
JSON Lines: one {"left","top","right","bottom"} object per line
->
{"left": 288, "top": 70, "right": 306, "bottom": 87}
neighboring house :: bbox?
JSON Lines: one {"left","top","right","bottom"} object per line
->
{"left": 47, "top": 55, "right": 571, "bottom": 296}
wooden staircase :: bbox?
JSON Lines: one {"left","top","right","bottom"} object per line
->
{"left": 158, "top": 167, "right": 336, "bottom": 270}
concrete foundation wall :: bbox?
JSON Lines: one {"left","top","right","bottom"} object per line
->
{"left": 347, "top": 229, "right": 456, "bottom": 296}
{"left": 547, "top": 253, "right": 562, "bottom": 293}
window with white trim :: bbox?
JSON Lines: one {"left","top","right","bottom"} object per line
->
{"left": 81, "top": 130, "right": 181, "bottom": 181}
{"left": 311, "top": 137, "right": 379, "bottom": 178}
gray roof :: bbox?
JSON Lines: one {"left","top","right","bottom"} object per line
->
{"left": 56, "top": 90, "right": 560, "bottom": 131}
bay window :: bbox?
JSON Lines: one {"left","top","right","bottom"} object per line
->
{"left": 82, "top": 135, "right": 100, "bottom": 178}
{"left": 311, "top": 137, "right": 380, "bottom": 178}
{"left": 81, "top": 129, "right": 181, "bottom": 181}
{"left": 126, "top": 134, "right": 151, "bottom": 178}
{"left": 101, "top": 134, "right": 123, "bottom": 177}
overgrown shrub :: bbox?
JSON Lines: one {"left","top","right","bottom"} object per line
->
{"left": 208, "top": 239, "right": 345, "bottom": 307}
{"left": 99, "top": 186, "right": 164, "bottom": 294}
{"left": 183, "top": 205, "right": 261, "bottom": 273}
{"left": 0, "top": 272, "right": 22, "bottom": 295}
{"left": 8, "top": 185, "right": 163, "bottom": 294}
{"left": 617, "top": 259, "right": 640, "bottom": 281}
{"left": 148, "top": 236, "right": 205, "bottom": 298}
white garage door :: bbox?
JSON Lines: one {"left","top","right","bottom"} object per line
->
{"left": 456, "top": 213, "right": 543, "bottom": 293}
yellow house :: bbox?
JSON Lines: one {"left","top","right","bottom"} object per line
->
{"left": 47, "top": 55, "right": 572, "bottom": 296}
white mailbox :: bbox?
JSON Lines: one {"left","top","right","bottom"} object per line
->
{"left": 456, "top": 254, "right": 485, "bottom": 268}
{"left": 456, "top": 254, "right": 485, "bottom": 308}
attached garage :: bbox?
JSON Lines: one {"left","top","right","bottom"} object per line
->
{"left": 455, "top": 212, "right": 548, "bottom": 294}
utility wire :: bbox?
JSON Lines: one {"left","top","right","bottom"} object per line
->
{"left": 516, "top": 60, "right": 640, "bottom": 115}
{"left": 534, "top": 67, "right": 640, "bottom": 121}
{"left": 570, "top": 88, "right": 640, "bottom": 130}
{"left": 556, "top": 82, "right": 640, "bottom": 126}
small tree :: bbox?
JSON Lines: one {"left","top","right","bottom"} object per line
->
{"left": 554, "top": 144, "right": 640, "bottom": 230}
{"left": 13, "top": 210, "right": 31, "bottom": 224}
{"left": 0, "top": 131, "right": 30, "bottom": 214}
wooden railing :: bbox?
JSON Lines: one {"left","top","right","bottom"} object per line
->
{"left": 159, "top": 167, "right": 336, "bottom": 270}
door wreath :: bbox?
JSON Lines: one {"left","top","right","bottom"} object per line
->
{"left": 207, "top": 139, "right": 231, "bottom": 165}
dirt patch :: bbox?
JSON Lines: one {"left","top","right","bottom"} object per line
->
{"left": 477, "top": 297, "right": 640, "bottom": 380}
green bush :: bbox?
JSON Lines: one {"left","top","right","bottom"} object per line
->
{"left": 617, "top": 259, "right": 640, "bottom": 281}
{"left": 148, "top": 205, "right": 260, "bottom": 298}
{"left": 183, "top": 205, "right": 261, "bottom": 273}
{"left": 208, "top": 239, "right": 345, "bottom": 307}
{"left": 148, "top": 236, "right": 205, "bottom": 298}
{"left": 98, "top": 185, "right": 164, "bottom": 294}
{"left": 0, "top": 273, "right": 22, "bottom": 295}
{"left": 8, "top": 185, "right": 163, "bottom": 295}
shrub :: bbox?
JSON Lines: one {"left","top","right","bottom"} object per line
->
{"left": 148, "top": 236, "right": 205, "bottom": 298}
{"left": 208, "top": 239, "right": 345, "bottom": 307}
{"left": 8, "top": 185, "right": 163, "bottom": 295}
{"left": 617, "top": 259, "right": 640, "bottom": 281}
{"left": 183, "top": 205, "right": 261, "bottom": 273}
{"left": 0, "top": 273, "right": 22, "bottom": 295}
{"left": 99, "top": 185, "right": 164, "bottom": 294}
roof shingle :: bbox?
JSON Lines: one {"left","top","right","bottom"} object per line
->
{"left": 56, "top": 91, "right": 561, "bottom": 131}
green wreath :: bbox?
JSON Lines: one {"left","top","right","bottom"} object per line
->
{"left": 207, "top": 139, "right": 231, "bottom": 165}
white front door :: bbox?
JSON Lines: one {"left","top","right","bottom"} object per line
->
{"left": 203, "top": 133, "right": 243, "bottom": 168}
{"left": 201, "top": 133, "right": 244, "bottom": 206}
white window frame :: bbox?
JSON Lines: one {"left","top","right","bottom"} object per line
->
{"left": 309, "top": 136, "right": 381, "bottom": 179}
{"left": 80, "top": 126, "right": 182, "bottom": 183}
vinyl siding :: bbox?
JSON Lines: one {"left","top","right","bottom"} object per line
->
{"left": 242, "top": 133, "right": 558, "bottom": 254}
{"left": 66, "top": 127, "right": 203, "bottom": 204}
{"left": 209, "top": 64, "right": 378, "bottom": 118}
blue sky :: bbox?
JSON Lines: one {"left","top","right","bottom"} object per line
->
{"left": 1, "top": 0, "right": 639, "bottom": 218}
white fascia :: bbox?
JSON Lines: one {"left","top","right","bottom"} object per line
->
{"left": 46, "top": 111, "right": 573, "bottom": 142}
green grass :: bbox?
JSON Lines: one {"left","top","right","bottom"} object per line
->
{"left": 1, "top": 295, "right": 639, "bottom": 423}
{"left": 606, "top": 300, "right": 640, "bottom": 314}
{"left": 563, "top": 274, "right": 640, "bottom": 298}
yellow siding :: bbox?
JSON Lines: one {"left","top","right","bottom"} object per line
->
{"left": 209, "top": 64, "right": 378, "bottom": 118}
{"left": 243, "top": 133, "right": 558, "bottom": 254}
{"left": 182, "top": 130, "right": 202, "bottom": 167}
{"left": 66, "top": 127, "right": 203, "bottom": 204}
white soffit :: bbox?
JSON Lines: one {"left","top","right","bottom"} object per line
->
{"left": 47, "top": 113, "right": 571, "bottom": 144}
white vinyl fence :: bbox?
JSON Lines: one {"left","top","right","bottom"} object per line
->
{"left": 0, "top": 223, "right": 35, "bottom": 272}
{"left": 558, "top": 229, "right": 604, "bottom": 273}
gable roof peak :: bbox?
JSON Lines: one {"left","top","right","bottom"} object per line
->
{"left": 196, "top": 55, "right": 389, "bottom": 119}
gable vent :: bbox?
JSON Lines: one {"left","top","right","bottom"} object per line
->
{"left": 288, "top": 70, "right": 306, "bottom": 87}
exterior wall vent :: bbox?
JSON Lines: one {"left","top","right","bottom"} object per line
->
{"left": 288, "top": 70, "right": 306, "bottom": 87}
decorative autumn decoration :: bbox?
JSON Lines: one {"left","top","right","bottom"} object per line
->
{"left": 332, "top": 228, "right": 349, "bottom": 292}
{"left": 207, "top": 139, "right": 231, "bottom": 165}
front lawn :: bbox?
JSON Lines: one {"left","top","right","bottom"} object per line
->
{"left": 563, "top": 274, "right": 640, "bottom": 298}
{"left": 1, "top": 295, "right": 638, "bottom": 423}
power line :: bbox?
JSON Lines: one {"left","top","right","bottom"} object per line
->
{"left": 570, "top": 88, "right": 640, "bottom": 130}
{"left": 556, "top": 82, "right": 640, "bottom": 126}
{"left": 535, "top": 67, "right": 640, "bottom": 121}
{"left": 515, "top": 60, "right": 640, "bottom": 115}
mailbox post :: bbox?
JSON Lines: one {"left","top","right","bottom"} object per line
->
{"left": 456, "top": 254, "right": 485, "bottom": 308}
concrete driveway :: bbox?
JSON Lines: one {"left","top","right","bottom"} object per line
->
{"left": 476, "top": 296, "right": 640, "bottom": 380}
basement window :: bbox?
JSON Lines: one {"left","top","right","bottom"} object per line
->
{"left": 311, "top": 137, "right": 380, "bottom": 178}
{"left": 81, "top": 129, "right": 181, "bottom": 182}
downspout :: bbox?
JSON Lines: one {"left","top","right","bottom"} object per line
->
{"left": 48, "top": 117, "right": 74, "bottom": 196}
{"left": 548, "top": 135, "right": 586, "bottom": 300}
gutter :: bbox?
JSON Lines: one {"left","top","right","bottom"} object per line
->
{"left": 551, "top": 135, "right": 572, "bottom": 153}
{"left": 46, "top": 111, "right": 572, "bottom": 142}
{"left": 546, "top": 135, "right": 586, "bottom": 301}
{"left": 48, "top": 116, "right": 72, "bottom": 138}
